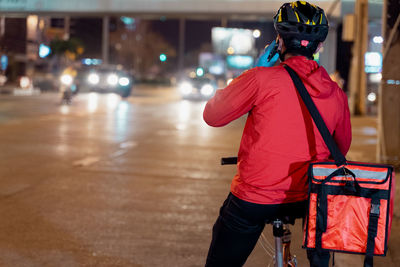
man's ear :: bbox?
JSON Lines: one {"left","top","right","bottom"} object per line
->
{"left": 277, "top": 36, "right": 284, "bottom": 50}
{"left": 315, "top": 42, "right": 323, "bottom": 53}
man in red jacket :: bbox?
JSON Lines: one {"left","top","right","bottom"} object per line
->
{"left": 204, "top": 2, "right": 351, "bottom": 267}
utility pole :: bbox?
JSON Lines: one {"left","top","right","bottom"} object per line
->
{"left": 377, "top": 0, "right": 400, "bottom": 167}
{"left": 348, "top": 0, "right": 368, "bottom": 115}
{"left": 102, "top": 16, "right": 110, "bottom": 65}
{"left": 64, "top": 16, "right": 70, "bottom": 40}
{"left": 221, "top": 17, "right": 228, "bottom": 28}
{"left": 178, "top": 18, "right": 185, "bottom": 75}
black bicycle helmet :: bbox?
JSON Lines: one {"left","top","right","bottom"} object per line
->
{"left": 273, "top": 1, "right": 329, "bottom": 59}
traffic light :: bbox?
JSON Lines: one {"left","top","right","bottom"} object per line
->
{"left": 159, "top": 53, "right": 167, "bottom": 62}
{"left": 196, "top": 67, "right": 204, "bottom": 77}
{"left": 39, "top": 44, "right": 51, "bottom": 58}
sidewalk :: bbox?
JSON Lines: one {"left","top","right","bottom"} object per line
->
{"left": 0, "top": 83, "right": 41, "bottom": 96}
{"left": 0, "top": 83, "right": 15, "bottom": 94}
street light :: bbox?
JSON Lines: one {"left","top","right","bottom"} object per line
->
{"left": 367, "top": 92, "right": 376, "bottom": 102}
{"left": 373, "top": 36, "right": 383, "bottom": 44}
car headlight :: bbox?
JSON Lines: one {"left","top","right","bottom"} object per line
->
{"left": 107, "top": 74, "right": 119, "bottom": 86}
{"left": 179, "top": 82, "right": 193, "bottom": 95}
{"left": 20, "top": 76, "right": 31, "bottom": 89}
{"left": 88, "top": 73, "right": 100, "bottom": 85}
{"left": 200, "top": 84, "right": 214, "bottom": 96}
{"left": 118, "top": 77, "right": 130, "bottom": 87}
{"left": 60, "top": 74, "right": 73, "bottom": 85}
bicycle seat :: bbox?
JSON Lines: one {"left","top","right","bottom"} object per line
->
{"left": 265, "top": 215, "right": 298, "bottom": 225}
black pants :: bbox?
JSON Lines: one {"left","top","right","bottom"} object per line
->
{"left": 205, "top": 193, "right": 330, "bottom": 267}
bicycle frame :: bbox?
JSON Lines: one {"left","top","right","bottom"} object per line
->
{"left": 272, "top": 219, "right": 297, "bottom": 267}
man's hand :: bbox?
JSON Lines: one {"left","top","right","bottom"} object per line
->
{"left": 255, "top": 39, "right": 279, "bottom": 67}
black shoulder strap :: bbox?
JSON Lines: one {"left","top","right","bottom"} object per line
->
{"left": 364, "top": 197, "right": 380, "bottom": 267}
{"left": 283, "top": 65, "right": 347, "bottom": 166}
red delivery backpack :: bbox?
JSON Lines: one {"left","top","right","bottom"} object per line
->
{"left": 284, "top": 66, "right": 395, "bottom": 267}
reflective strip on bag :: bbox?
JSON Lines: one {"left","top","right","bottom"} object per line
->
{"left": 313, "top": 168, "right": 388, "bottom": 182}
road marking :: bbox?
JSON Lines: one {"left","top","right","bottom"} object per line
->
{"left": 73, "top": 156, "right": 101, "bottom": 167}
{"left": 73, "top": 142, "right": 137, "bottom": 166}
{"left": 111, "top": 141, "right": 138, "bottom": 158}
{"left": 120, "top": 141, "right": 137, "bottom": 149}
{"left": 110, "top": 150, "right": 128, "bottom": 158}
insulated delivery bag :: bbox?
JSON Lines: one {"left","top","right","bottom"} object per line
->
{"left": 305, "top": 161, "right": 394, "bottom": 263}
{"left": 284, "top": 66, "right": 395, "bottom": 267}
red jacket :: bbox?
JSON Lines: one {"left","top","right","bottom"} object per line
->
{"left": 203, "top": 56, "right": 352, "bottom": 204}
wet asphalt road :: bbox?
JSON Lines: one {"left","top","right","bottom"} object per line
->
{"left": 0, "top": 87, "right": 398, "bottom": 266}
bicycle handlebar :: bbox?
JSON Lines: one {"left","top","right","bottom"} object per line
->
{"left": 221, "top": 157, "right": 238, "bottom": 165}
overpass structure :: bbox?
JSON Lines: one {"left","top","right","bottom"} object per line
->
{"left": 0, "top": 0, "right": 357, "bottom": 72}
{"left": 0, "top": 0, "right": 342, "bottom": 17}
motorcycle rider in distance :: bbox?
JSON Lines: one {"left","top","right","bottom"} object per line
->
{"left": 60, "top": 65, "right": 78, "bottom": 105}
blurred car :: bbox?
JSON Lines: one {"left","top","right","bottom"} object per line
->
{"left": 178, "top": 76, "right": 218, "bottom": 100}
{"left": 78, "top": 65, "right": 133, "bottom": 98}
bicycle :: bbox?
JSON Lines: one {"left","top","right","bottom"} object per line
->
{"left": 221, "top": 157, "right": 298, "bottom": 267}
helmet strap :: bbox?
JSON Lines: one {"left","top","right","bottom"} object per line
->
{"left": 279, "top": 50, "right": 287, "bottom": 62}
